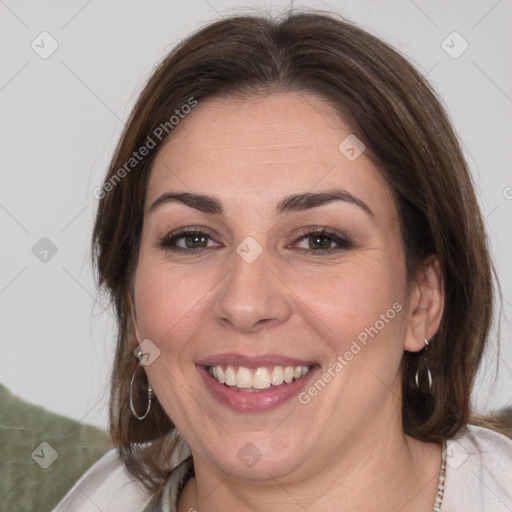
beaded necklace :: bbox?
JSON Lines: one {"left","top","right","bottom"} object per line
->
{"left": 432, "top": 443, "right": 447, "bottom": 511}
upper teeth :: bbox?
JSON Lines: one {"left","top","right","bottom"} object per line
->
{"left": 209, "top": 365, "right": 310, "bottom": 390}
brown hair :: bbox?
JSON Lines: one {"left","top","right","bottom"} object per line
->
{"left": 92, "top": 11, "right": 496, "bottom": 491}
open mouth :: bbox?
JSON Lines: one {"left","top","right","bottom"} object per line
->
{"left": 207, "top": 364, "right": 312, "bottom": 392}
{"left": 197, "top": 356, "right": 319, "bottom": 411}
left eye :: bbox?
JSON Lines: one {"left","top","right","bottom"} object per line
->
{"left": 175, "top": 233, "right": 210, "bottom": 249}
{"left": 294, "top": 231, "right": 353, "bottom": 253}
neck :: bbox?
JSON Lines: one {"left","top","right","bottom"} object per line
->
{"left": 179, "top": 423, "right": 442, "bottom": 512}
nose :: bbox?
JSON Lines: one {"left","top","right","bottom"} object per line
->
{"left": 212, "top": 245, "right": 292, "bottom": 334}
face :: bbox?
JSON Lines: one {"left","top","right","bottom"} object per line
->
{"left": 132, "top": 92, "right": 422, "bottom": 482}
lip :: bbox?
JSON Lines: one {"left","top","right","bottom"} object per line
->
{"left": 197, "top": 353, "right": 317, "bottom": 368}
{"left": 197, "top": 354, "right": 320, "bottom": 412}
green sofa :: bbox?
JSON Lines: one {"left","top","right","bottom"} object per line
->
{"left": 0, "top": 384, "right": 112, "bottom": 512}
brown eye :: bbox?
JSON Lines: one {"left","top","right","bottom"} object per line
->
{"left": 158, "top": 228, "right": 221, "bottom": 254}
{"left": 308, "top": 234, "right": 333, "bottom": 250}
{"left": 294, "top": 229, "right": 353, "bottom": 254}
{"left": 181, "top": 234, "right": 209, "bottom": 249}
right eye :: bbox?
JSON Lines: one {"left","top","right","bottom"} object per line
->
{"left": 158, "top": 227, "right": 221, "bottom": 254}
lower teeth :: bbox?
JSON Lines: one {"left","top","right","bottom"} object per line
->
{"left": 230, "top": 385, "right": 273, "bottom": 392}
{"left": 223, "top": 379, "right": 301, "bottom": 392}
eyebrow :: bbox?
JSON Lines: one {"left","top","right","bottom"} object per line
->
{"left": 148, "top": 188, "right": 373, "bottom": 217}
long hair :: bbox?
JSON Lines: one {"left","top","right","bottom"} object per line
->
{"left": 92, "top": 11, "right": 495, "bottom": 491}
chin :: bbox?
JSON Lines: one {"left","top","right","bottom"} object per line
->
{"left": 195, "top": 430, "right": 308, "bottom": 481}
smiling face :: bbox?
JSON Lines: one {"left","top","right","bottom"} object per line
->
{"left": 131, "top": 91, "right": 433, "bottom": 482}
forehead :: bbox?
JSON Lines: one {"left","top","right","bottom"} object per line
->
{"left": 146, "top": 92, "right": 395, "bottom": 219}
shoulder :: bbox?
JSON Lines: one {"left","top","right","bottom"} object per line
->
{"left": 442, "top": 425, "right": 512, "bottom": 511}
{"left": 51, "top": 448, "right": 153, "bottom": 512}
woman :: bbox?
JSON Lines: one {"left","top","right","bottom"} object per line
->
{"left": 53, "top": 10, "right": 512, "bottom": 512}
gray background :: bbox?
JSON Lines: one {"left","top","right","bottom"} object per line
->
{"left": 1, "top": 0, "right": 511, "bottom": 429}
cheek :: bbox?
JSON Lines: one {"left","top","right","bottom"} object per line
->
{"left": 133, "top": 257, "right": 215, "bottom": 353}
{"left": 288, "top": 257, "right": 409, "bottom": 404}
{"left": 291, "top": 259, "right": 406, "bottom": 346}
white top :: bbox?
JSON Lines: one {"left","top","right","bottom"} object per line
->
{"left": 51, "top": 449, "right": 153, "bottom": 512}
{"left": 52, "top": 425, "right": 512, "bottom": 511}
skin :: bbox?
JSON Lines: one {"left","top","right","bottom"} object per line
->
{"left": 131, "top": 91, "right": 445, "bottom": 511}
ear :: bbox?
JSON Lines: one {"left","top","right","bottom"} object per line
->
{"left": 404, "top": 256, "right": 445, "bottom": 353}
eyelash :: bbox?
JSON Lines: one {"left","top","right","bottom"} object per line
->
{"left": 158, "top": 226, "right": 353, "bottom": 255}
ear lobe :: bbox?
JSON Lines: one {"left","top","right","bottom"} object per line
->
{"left": 404, "top": 257, "right": 445, "bottom": 353}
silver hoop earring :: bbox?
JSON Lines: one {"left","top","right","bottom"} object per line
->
{"left": 129, "top": 364, "right": 153, "bottom": 421}
{"left": 415, "top": 339, "right": 433, "bottom": 392}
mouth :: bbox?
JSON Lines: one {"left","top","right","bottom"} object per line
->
{"left": 207, "top": 364, "right": 311, "bottom": 392}
{"left": 197, "top": 354, "right": 319, "bottom": 412}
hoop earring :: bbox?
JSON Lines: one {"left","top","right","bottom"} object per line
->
{"left": 129, "top": 364, "right": 153, "bottom": 421}
{"left": 415, "top": 339, "right": 433, "bottom": 392}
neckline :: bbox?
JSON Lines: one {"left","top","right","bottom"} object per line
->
{"left": 151, "top": 442, "right": 448, "bottom": 512}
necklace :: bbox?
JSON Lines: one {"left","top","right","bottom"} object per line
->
{"left": 432, "top": 443, "right": 447, "bottom": 512}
